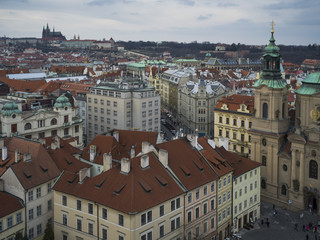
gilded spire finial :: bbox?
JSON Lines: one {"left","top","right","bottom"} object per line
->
{"left": 271, "top": 20, "right": 275, "bottom": 33}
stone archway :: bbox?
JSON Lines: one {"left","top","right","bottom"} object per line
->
{"left": 303, "top": 187, "right": 319, "bottom": 212}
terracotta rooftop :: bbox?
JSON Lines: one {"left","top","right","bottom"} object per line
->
{"left": 0, "top": 191, "right": 24, "bottom": 218}
{"left": 215, "top": 146, "right": 260, "bottom": 177}
{"left": 215, "top": 94, "right": 254, "bottom": 114}
{"left": 4, "top": 137, "right": 60, "bottom": 190}
{"left": 197, "top": 137, "right": 234, "bottom": 177}
{"left": 156, "top": 138, "right": 218, "bottom": 190}
{"left": 53, "top": 152, "right": 184, "bottom": 214}
{"left": 0, "top": 77, "right": 46, "bottom": 93}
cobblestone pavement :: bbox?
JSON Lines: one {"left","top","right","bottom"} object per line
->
{"left": 238, "top": 202, "right": 320, "bottom": 240}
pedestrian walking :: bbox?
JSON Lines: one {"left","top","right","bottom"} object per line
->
{"left": 303, "top": 225, "right": 306, "bottom": 232}
{"left": 261, "top": 219, "right": 264, "bottom": 226}
{"left": 295, "top": 223, "right": 298, "bottom": 231}
{"left": 266, "top": 221, "right": 270, "bottom": 228}
{"left": 307, "top": 225, "right": 310, "bottom": 231}
{"left": 306, "top": 234, "right": 309, "bottom": 240}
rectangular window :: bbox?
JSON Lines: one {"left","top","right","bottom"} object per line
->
{"left": 218, "top": 180, "right": 221, "bottom": 189}
{"left": 233, "top": 119, "right": 237, "bottom": 126}
{"left": 7, "top": 216, "right": 13, "bottom": 228}
{"left": 159, "top": 224, "right": 164, "bottom": 238}
{"left": 36, "top": 223, "right": 42, "bottom": 236}
{"left": 47, "top": 182, "right": 52, "bottom": 193}
{"left": 187, "top": 193, "right": 192, "bottom": 204}
{"left": 147, "top": 211, "right": 152, "bottom": 223}
{"left": 77, "top": 219, "right": 82, "bottom": 231}
{"left": 241, "top": 120, "right": 245, "bottom": 127}
{"left": 119, "top": 214, "right": 124, "bottom": 226}
{"left": 235, "top": 206, "right": 237, "bottom": 214}
{"left": 48, "top": 200, "right": 52, "bottom": 211}
{"left": 62, "top": 195, "right": 67, "bottom": 206}
{"left": 37, "top": 205, "right": 42, "bottom": 216}
{"left": 211, "top": 217, "right": 215, "bottom": 229}
{"left": 219, "top": 116, "right": 222, "bottom": 123}
{"left": 88, "top": 222, "right": 94, "bottom": 235}
{"left": 141, "top": 213, "right": 146, "bottom": 226}
{"left": 102, "top": 229, "right": 108, "bottom": 240}
{"left": 28, "top": 191, "right": 33, "bottom": 202}
{"left": 62, "top": 214, "right": 67, "bottom": 225}
{"left": 226, "top": 118, "right": 229, "bottom": 124}
{"left": 211, "top": 199, "right": 215, "bottom": 210}
{"left": 77, "top": 200, "right": 82, "bottom": 211}
{"left": 218, "top": 196, "right": 221, "bottom": 205}
{"left": 16, "top": 212, "right": 22, "bottom": 223}
{"left": 29, "top": 228, "right": 34, "bottom": 239}
{"left": 262, "top": 156, "right": 267, "bottom": 166}
{"left": 160, "top": 205, "right": 164, "bottom": 217}
{"left": 88, "top": 203, "right": 93, "bottom": 214}
{"left": 204, "top": 221, "right": 208, "bottom": 233}
{"left": 170, "top": 216, "right": 181, "bottom": 231}
{"left": 29, "top": 208, "right": 34, "bottom": 220}
{"left": 171, "top": 200, "right": 175, "bottom": 211}
{"left": 196, "top": 189, "right": 200, "bottom": 200}
{"left": 102, "top": 208, "right": 107, "bottom": 220}
{"left": 36, "top": 187, "right": 41, "bottom": 198}
{"left": 0, "top": 220, "right": 2, "bottom": 232}
{"left": 195, "top": 207, "right": 200, "bottom": 219}
{"left": 203, "top": 203, "right": 208, "bottom": 215}
{"left": 187, "top": 211, "right": 192, "bottom": 223}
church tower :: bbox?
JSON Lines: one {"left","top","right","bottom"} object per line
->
{"left": 250, "top": 23, "right": 290, "bottom": 203}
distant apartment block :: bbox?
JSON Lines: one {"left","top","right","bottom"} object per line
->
{"left": 86, "top": 76, "right": 160, "bottom": 143}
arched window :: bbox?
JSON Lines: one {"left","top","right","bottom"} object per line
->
{"left": 262, "top": 103, "right": 268, "bottom": 119}
{"left": 282, "top": 102, "right": 285, "bottom": 119}
{"left": 24, "top": 123, "right": 32, "bottom": 130}
{"left": 309, "top": 160, "right": 318, "bottom": 179}
{"left": 51, "top": 118, "right": 57, "bottom": 125}
{"left": 261, "top": 179, "right": 266, "bottom": 189}
{"left": 281, "top": 185, "right": 287, "bottom": 195}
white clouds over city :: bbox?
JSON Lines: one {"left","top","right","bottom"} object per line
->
{"left": 0, "top": 0, "right": 319, "bottom": 44}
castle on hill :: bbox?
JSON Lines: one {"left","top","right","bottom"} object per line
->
{"left": 42, "top": 23, "right": 66, "bottom": 40}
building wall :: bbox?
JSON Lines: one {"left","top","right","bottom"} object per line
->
{"left": 216, "top": 172, "right": 233, "bottom": 240}
{"left": 233, "top": 167, "right": 261, "bottom": 232}
{"left": 54, "top": 190, "right": 184, "bottom": 240}
{"left": 0, "top": 208, "right": 25, "bottom": 240}
{"left": 86, "top": 88, "right": 160, "bottom": 143}
{"left": 214, "top": 109, "right": 252, "bottom": 157}
{"left": 185, "top": 180, "right": 217, "bottom": 240}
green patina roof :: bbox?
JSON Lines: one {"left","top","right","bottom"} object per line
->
{"left": 176, "top": 59, "right": 199, "bottom": 63}
{"left": 1, "top": 102, "right": 22, "bottom": 116}
{"left": 54, "top": 94, "right": 72, "bottom": 108}
{"left": 295, "top": 72, "right": 320, "bottom": 95}
{"left": 264, "top": 32, "right": 280, "bottom": 54}
{"left": 253, "top": 78, "right": 287, "bottom": 89}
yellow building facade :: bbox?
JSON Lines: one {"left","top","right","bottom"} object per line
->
{"left": 214, "top": 95, "right": 254, "bottom": 157}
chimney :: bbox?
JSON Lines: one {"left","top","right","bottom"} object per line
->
{"left": 89, "top": 145, "right": 96, "bottom": 162}
{"left": 51, "top": 141, "right": 57, "bottom": 150}
{"left": 55, "top": 136, "right": 60, "bottom": 148}
{"left": 142, "top": 141, "right": 150, "bottom": 154}
{"left": 140, "top": 154, "right": 149, "bottom": 169}
{"left": 103, "top": 153, "right": 112, "bottom": 172}
{"left": 23, "top": 153, "right": 31, "bottom": 162}
{"left": 2, "top": 147, "right": 7, "bottom": 161}
{"left": 130, "top": 146, "right": 135, "bottom": 158}
{"left": 15, "top": 149, "right": 20, "bottom": 163}
{"left": 219, "top": 137, "right": 229, "bottom": 151}
{"left": 208, "top": 139, "right": 216, "bottom": 149}
{"left": 159, "top": 149, "right": 168, "bottom": 168}
{"left": 190, "top": 129, "right": 198, "bottom": 148}
{"left": 113, "top": 131, "right": 119, "bottom": 142}
{"left": 121, "top": 158, "right": 130, "bottom": 174}
{"left": 79, "top": 168, "right": 89, "bottom": 183}
{"left": 39, "top": 138, "right": 46, "bottom": 145}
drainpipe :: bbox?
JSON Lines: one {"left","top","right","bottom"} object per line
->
{"left": 24, "top": 190, "right": 27, "bottom": 237}
{"left": 95, "top": 202, "right": 99, "bottom": 240}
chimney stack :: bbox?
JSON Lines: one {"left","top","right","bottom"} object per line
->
{"left": 2, "top": 147, "right": 7, "bottom": 161}
{"left": 89, "top": 145, "right": 96, "bottom": 162}
{"left": 79, "top": 168, "right": 89, "bottom": 183}
{"left": 113, "top": 131, "right": 119, "bottom": 142}
{"left": 55, "top": 136, "right": 60, "bottom": 148}
{"left": 208, "top": 139, "right": 216, "bottom": 149}
{"left": 23, "top": 153, "right": 31, "bottom": 162}
{"left": 159, "top": 149, "right": 168, "bottom": 168}
{"left": 130, "top": 146, "right": 135, "bottom": 158}
{"left": 142, "top": 141, "right": 150, "bottom": 154}
{"left": 121, "top": 158, "right": 130, "bottom": 174}
{"left": 103, "top": 153, "right": 112, "bottom": 172}
{"left": 15, "top": 149, "right": 20, "bottom": 163}
{"left": 140, "top": 154, "right": 149, "bottom": 169}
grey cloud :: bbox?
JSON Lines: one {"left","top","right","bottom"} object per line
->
{"left": 217, "top": 2, "right": 238, "bottom": 7}
{"left": 197, "top": 14, "right": 212, "bottom": 21}
{"left": 179, "top": 0, "right": 195, "bottom": 6}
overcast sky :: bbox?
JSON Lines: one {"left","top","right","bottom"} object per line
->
{"left": 0, "top": 0, "right": 319, "bottom": 45}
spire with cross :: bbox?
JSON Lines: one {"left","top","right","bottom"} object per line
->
{"left": 271, "top": 20, "right": 275, "bottom": 33}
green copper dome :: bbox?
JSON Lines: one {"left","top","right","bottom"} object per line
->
{"left": 253, "top": 26, "right": 287, "bottom": 89}
{"left": 296, "top": 72, "right": 320, "bottom": 95}
{"left": 1, "top": 102, "right": 22, "bottom": 117}
{"left": 54, "top": 94, "right": 72, "bottom": 109}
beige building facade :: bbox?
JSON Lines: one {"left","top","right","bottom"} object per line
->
{"left": 86, "top": 77, "right": 160, "bottom": 143}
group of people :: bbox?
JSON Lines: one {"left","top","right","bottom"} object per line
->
{"left": 296, "top": 222, "right": 319, "bottom": 240}
{"left": 260, "top": 218, "right": 270, "bottom": 228}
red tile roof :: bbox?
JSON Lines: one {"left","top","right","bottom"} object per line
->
{"left": 5, "top": 137, "right": 60, "bottom": 190}
{"left": 0, "top": 191, "right": 24, "bottom": 218}
{"left": 156, "top": 138, "right": 218, "bottom": 190}
{"left": 197, "top": 137, "right": 234, "bottom": 177}
{"left": 215, "top": 94, "right": 254, "bottom": 114}
{"left": 0, "top": 77, "right": 46, "bottom": 93}
{"left": 53, "top": 152, "right": 184, "bottom": 213}
{"left": 215, "top": 146, "right": 260, "bottom": 177}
